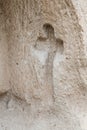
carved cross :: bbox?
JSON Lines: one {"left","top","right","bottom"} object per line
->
{"left": 33, "top": 24, "right": 64, "bottom": 106}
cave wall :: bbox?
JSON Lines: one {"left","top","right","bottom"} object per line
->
{"left": 0, "top": 7, "right": 9, "bottom": 94}
{"left": 0, "top": 0, "right": 87, "bottom": 130}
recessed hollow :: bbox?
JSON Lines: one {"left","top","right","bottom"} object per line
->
{"left": 56, "top": 39, "right": 64, "bottom": 54}
{"left": 43, "top": 24, "right": 54, "bottom": 38}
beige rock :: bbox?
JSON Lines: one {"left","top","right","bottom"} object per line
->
{"left": 0, "top": 7, "right": 10, "bottom": 94}
{"left": 0, "top": 0, "right": 87, "bottom": 130}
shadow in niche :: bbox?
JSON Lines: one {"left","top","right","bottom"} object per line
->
{"left": 38, "top": 23, "right": 64, "bottom": 55}
{"left": 43, "top": 23, "right": 54, "bottom": 39}
{"left": 56, "top": 38, "right": 64, "bottom": 54}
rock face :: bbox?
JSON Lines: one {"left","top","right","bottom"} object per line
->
{"left": 0, "top": 0, "right": 87, "bottom": 130}
{"left": 0, "top": 7, "right": 10, "bottom": 94}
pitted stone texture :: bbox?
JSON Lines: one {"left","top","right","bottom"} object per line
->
{"left": 6, "top": 0, "right": 83, "bottom": 106}
{"left": 0, "top": 0, "right": 87, "bottom": 130}
{"left": 0, "top": 8, "right": 10, "bottom": 94}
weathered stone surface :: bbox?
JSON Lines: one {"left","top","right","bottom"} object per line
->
{"left": 0, "top": 8, "right": 10, "bottom": 94}
{"left": 0, "top": 0, "right": 87, "bottom": 130}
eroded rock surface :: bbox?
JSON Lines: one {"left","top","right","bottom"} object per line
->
{"left": 0, "top": 0, "right": 87, "bottom": 130}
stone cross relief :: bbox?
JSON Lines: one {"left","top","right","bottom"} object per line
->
{"left": 30, "top": 24, "right": 64, "bottom": 106}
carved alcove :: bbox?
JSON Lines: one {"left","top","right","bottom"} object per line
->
{"left": 31, "top": 23, "right": 64, "bottom": 106}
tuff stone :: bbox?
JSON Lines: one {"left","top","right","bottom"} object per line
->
{"left": 0, "top": 0, "right": 87, "bottom": 130}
